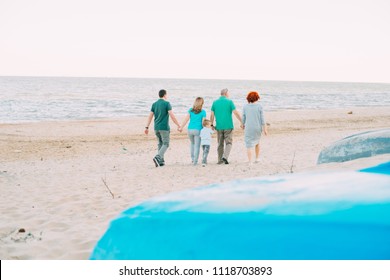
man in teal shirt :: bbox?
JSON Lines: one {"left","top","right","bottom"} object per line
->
{"left": 145, "top": 89, "right": 181, "bottom": 167}
{"left": 210, "top": 88, "right": 243, "bottom": 164}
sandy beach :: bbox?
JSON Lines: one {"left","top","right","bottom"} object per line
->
{"left": 1, "top": 106, "right": 390, "bottom": 260}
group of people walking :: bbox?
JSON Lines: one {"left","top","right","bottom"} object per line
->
{"left": 144, "top": 88, "right": 268, "bottom": 167}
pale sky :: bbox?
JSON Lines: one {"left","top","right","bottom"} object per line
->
{"left": 1, "top": 0, "right": 389, "bottom": 83}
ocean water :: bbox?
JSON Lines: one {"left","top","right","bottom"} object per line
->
{"left": 1, "top": 76, "right": 389, "bottom": 123}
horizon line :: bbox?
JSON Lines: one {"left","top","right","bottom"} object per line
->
{"left": 0, "top": 74, "right": 389, "bottom": 85}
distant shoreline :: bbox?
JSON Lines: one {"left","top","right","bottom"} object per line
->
{"left": 1, "top": 106, "right": 390, "bottom": 125}
{"left": 1, "top": 75, "right": 390, "bottom": 85}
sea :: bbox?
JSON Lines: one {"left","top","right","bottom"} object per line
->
{"left": 1, "top": 76, "right": 390, "bottom": 123}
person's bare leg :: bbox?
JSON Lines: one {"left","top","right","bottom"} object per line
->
{"left": 247, "top": 148, "right": 252, "bottom": 163}
{"left": 255, "top": 144, "right": 260, "bottom": 162}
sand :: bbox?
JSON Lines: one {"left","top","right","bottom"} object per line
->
{"left": 1, "top": 106, "right": 389, "bottom": 259}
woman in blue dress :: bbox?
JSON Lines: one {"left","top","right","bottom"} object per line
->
{"left": 242, "top": 91, "right": 268, "bottom": 163}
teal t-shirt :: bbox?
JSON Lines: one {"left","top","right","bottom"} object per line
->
{"left": 151, "top": 99, "right": 172, "bottom": 131}
{"left": 211, "top": 96, "right": 236, "bottom": 130}
{"left": 188, "top": 109, "right": 206, "bottom": 130}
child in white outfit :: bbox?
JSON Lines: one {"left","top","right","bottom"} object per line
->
{"left": 199, "top": 119, "right": 214, "bottom": 166}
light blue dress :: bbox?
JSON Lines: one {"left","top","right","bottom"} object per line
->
{"left": 242, "top": 103, "right": 265, "bottom": 148}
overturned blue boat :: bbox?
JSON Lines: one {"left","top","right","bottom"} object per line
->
{"left": 90, "top": 162, "right": 390, "bottom": 260}
{"left": 317, "top": 128, "right": 390, "bottom": 164}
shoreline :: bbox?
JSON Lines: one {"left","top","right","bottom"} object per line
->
{"left": 1, "top": 106, "right": 390, "bottom": 259}
{"left": 0, "top": 105, "right": 390, "bottom": 128}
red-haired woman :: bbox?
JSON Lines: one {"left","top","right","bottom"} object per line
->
{"left": 242, "top": 91, "right": 268, "bottom": 163}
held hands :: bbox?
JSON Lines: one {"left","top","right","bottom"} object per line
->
{"left": 177, "top": 125, "right": 183, "bottom": 133}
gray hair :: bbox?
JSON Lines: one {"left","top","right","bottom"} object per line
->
{"left": 220, "top": 88, "right": 228, "bottom": 95}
